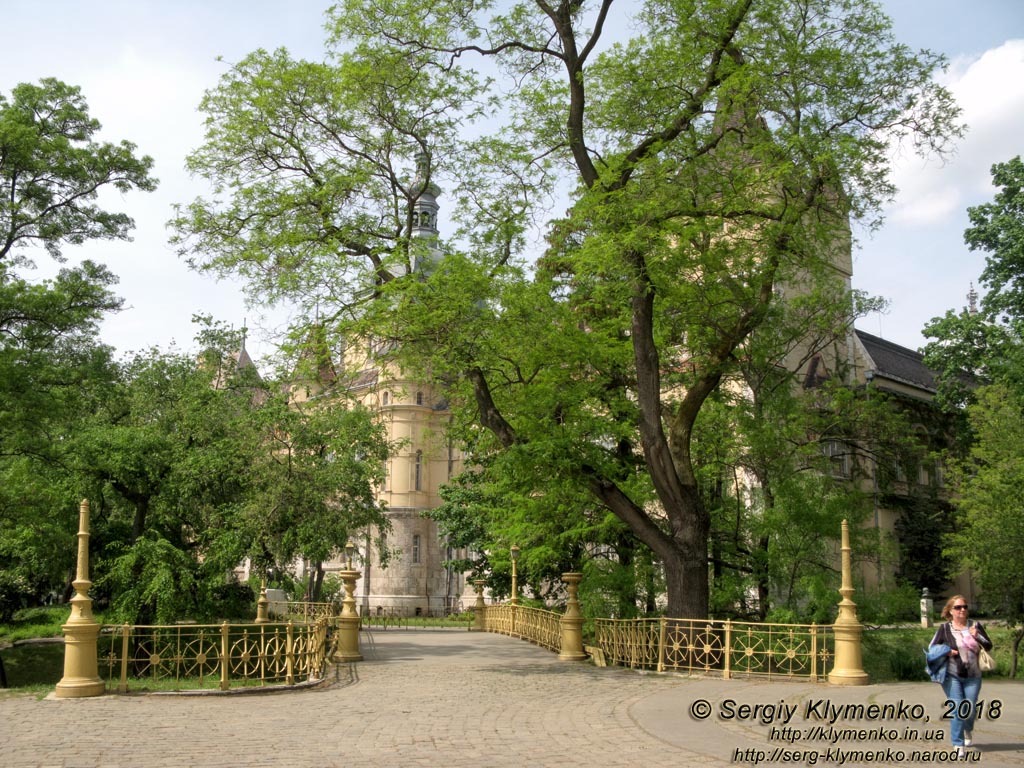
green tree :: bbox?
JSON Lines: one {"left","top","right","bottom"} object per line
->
{"left": 946, "top": 384, "right": 1024, "bottom": 677}
{"left": 174, "top": 0, "right": 960, "bottom": 618}
{"left": 0, "top": 78, "right": 156, "bottom": 268}
{"left": 0, "top": 78, "right": 155, "bottom": 611}
{"left": 966, "top": 156, "right": 1024, "bottom": 321}
{"left": 921, "top": 157, "right": 1024, "bottom": 676}
{"left": 238, "top": 391, "right": 391, "bottom": 601}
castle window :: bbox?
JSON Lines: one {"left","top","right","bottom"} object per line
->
{"left": 416, "top": 391, "right": 424, "bottom": 406}
{"left": 413, "top": 534, "right": 422, "bottom": 564}
{"left": 382, "top": 391, "right": 390, "bottom": 406}
{"left": 822, "top": 439, "right": 851, "bottom": 479}
{"left": 414, "top": 450, "right": 423, "bottom": 491}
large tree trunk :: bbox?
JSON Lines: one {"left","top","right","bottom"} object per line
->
{"left": 665, "top": 498, "right": 711, "bottom": 619}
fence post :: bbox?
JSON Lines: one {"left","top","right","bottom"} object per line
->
{"left": 56, "top": 499, "right": 105, "bottom": 698}
{"left": 723, "top": 620, "right": 732, "bottom": 680}
{"left": 220, "top": 622, "right": 230, "bottom": 691}
{"left": 810, "top": 623, "right": 818, "bottom": 682}
{"left": 255, "top": 580, "right": 269, "bottom": 624}
{"left": 558, "top": 573, "right": 587, "bottom": 661}
{"left": 286, "top": 622, "right": 295, "bottom": 685}
{"left": 472, "top": 580, "right": 487, "bottom": 632}
{"left": 828, "top": 519, "right": 869, "bottom": 685}
{"left": 334, "top": 568, "right": 363, "bottom": 662}
{"left": 118, "top": 623, "right": 131, "bottom": 693}
{"left": 657, "top": 617, "right": 667, "bottom": 673}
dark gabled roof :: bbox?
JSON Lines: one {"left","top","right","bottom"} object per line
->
{"left": 348, "top": 368, "right": 379, "bottom": 390}
{"left": 855, "top": 329, "right": 936, "bottom": 393}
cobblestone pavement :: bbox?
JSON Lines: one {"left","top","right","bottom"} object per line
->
{"left": 1, "top": 630, "right": 1021, "bottom": 767}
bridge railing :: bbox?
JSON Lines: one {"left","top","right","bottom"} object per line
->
{"left": 275, "top": 601, "right": 339, "bottom": 622}
{"left": 99, "top": 619, "right": 333, "bottom": 693}
{"left": 483, "top": 604, "right": 562, "bottom": 652}
{"left": 591, "top": 617, "right": 833, "bottom": 681}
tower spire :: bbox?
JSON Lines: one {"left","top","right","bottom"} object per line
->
{"left": 411, "top": 150, "right": 442, "bottom": 274}
{"left": 967, "top": 283, "right": 979, "bottom": 315}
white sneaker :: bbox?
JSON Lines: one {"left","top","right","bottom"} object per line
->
{"left": 964, "top": 731, "right": 973, "bottom": 747}
{"left": 956, "top": 746, "right": 966, "bottom": 759}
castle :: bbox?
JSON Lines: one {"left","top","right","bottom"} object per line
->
{"left": 235, "top": 146, "right": 967, "bottom": 617}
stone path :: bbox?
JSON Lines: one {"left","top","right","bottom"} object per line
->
{"left": 0, "top": 629, "right": 1021, "bottom": 767}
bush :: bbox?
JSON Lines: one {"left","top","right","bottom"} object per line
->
{"left": 211, "top": 582, "right": 255, "bottom": 620}
{"left": 857, "top": 583, "right": 920, "bottom": 625}
{"left": 0, "top": 571, "right": 30, "bottom": 623}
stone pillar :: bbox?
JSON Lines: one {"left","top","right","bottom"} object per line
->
{"left": 558, "top": 572, "right": 587, "bottom": 661}
{"left": 920, "top": 588, "right": 934, "bottom": 629}
{"left": 473, "top": 579, "right": 486, "bottom": 632}
{"left": 56, "top": 500, "right": 105, "bottom": 698}
{"left": 828, "top": 519, "right": 869, "bottom": 685}
{"left": 334, "top": 569, "right": 362, "bottom": 662}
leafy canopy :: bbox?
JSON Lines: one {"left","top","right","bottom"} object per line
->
{"left": 173, "top": 0, "right": 962, "bottom": 618}
{"left": 0, "top": 78, "right": 156, "bottom": 269}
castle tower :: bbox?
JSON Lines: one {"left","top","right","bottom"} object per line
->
{"left": 323, "top": 152, "right": 469, "bottom": 616}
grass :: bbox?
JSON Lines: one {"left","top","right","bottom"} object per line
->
{"left": 1, "top": 642, "right": 64, "bottom": 688}
{"left": 0, "top": 605, "right": 85, "bottom": 644}
{"left": 862, "top": 624, "right": 1020, "bottom": 682}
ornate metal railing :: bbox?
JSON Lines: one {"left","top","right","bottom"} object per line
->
{"left": 278, "top": 601, "right": 339, "bottom": 622}
{"left": 360, "top": 612, "right": 474, "bottom": 631}
{"left": 483, "top": 604, "right": 562, "bottom": 652}
{"left": 99, "top": 620, "right": 333, "bottom": 693}
{"left": 592, "top": 617, "right": 833, "bottom": 681}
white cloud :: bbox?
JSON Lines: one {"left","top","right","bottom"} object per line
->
{"left": 887, "top": 39, "right": 1024, "bottom": 225}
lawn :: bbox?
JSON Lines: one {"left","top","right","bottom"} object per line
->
{"left": 862, "top": 624, "right": 1021, "bottom": 682}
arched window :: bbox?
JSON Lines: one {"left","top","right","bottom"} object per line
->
{"left": 414, "top": 450, "right": 423, "bottom": 491}
{"left": 382, "top": 391, "right": 390, "bottom": 406}
{"left": 412, "top": 534, "right": 422, "bottom": 564}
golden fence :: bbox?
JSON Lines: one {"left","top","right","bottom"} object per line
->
{"left": 593, "top": 617, "right": 833, "bottom": 680}
{"left": 99, "top": 620, "right": 333, "bottom": 693}
{"left": 483, "top": 604, "right": 562, "bottom": 652}
{"left": 278, "top": 601, "right": 339, "bottom": 622}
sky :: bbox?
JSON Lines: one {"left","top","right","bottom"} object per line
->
{"left": 4, "top": 0, "right": 1024, "bottom": 360}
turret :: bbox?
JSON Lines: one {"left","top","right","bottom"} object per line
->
{"left": 410, "top": 150, "right": 443, "bottom": 274}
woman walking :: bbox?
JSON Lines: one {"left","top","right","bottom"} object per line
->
{"left": 928, "top": 595, "right": 993, "bottom": 757}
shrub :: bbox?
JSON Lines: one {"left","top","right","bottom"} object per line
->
{"left": 0, "top": 571, "right": 30, "bottom": 623}
{"left": 211, "top": 582, "right": 255, "bottom": 620}
{"left": 857, "top": 583, "right": 920, "bottom": 625}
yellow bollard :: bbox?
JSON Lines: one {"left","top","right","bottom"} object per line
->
{"left": 558, "top": 573, "right": 587, "bottom": 661}
{"left": 828, "top": 519, "right": 869, "bottom": 685}
{"left": 56, "top": 500, "right": 105, "bottom": 698}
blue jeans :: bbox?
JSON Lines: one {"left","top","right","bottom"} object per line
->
{"left": 941, "top": 674, "right": 982, "bottom": 746}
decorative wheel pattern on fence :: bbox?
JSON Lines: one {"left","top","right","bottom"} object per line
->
{"left": 771, "top": 630, "right": 810, "bottom": 676}
{"left": 593, "top": 618, "right": 833, "bottom": 681}
{"left": 179, "top": 631, "right": 221, "bottom": 682}
{"left": 132, "top": 632, "right": 178, "bottom": 680}
{"left": 731, "top": 627, "right": 770, "bottom": 675}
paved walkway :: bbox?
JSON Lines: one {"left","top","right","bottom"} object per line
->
{"left": 0, "top": 629, "right": 1021, "bottom": 767}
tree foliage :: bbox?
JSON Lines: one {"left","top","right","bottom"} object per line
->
{"left": 968, "top": 156, "right": 1024, "bottom": 321}
{"left": 0, "top": 78, "right": 156, "bottom": 268}
{"left": 0, "top": 78, "right": 156, "bottom": 618}
{"left": 922, "top": 158, "right": 1024, "bottom": 676}
{"left": 946, "top": 384, "right": 1024, "bottom": 677}
{"left": 174, "top": 0, "right": 960, "bottom": 618}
